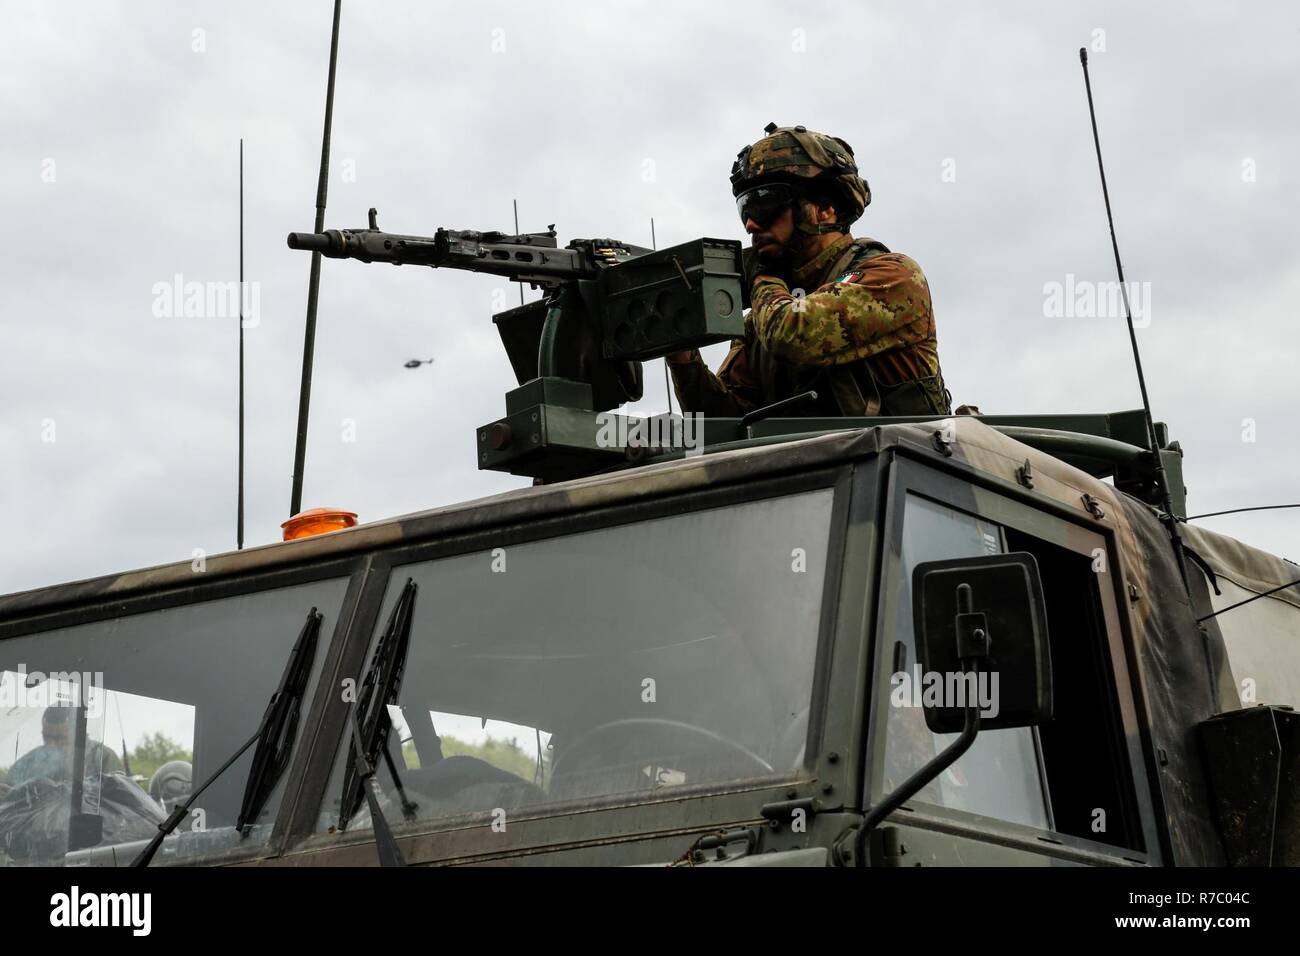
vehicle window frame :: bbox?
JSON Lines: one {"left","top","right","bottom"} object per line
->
{"left": 0, "top": 554, "right": 371, "bottom": 865}
{"left": 861, "top": 451, "right": 1163, "bottom": 865}
{"left": 282, "top": 465, "right": 858, "bottom": 863}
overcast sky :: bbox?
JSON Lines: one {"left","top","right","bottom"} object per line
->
{"left": 2, "top": 0, "right": 1297, "bottom": 594}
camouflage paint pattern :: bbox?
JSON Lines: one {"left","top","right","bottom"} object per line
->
{"left": 730, "top": 125, "right": 870, "bottom": 224}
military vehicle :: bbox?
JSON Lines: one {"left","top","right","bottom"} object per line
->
{"left": 1, "top": 24, "right": 1294, "bottom": 867}
{"left": 1, "top": 205, "right": 1297, "bottom": 867}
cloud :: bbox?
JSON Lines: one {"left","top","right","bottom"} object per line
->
{"left": 2, "top": 0, "right": 1297, "bottom": 594}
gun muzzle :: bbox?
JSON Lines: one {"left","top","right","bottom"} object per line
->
{"left": 287, "top": 232, "right": 333, "bottom": 252}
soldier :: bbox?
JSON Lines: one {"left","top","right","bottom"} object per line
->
{"left": 667, "top": 123, "right": 951, "bottom": 418}
{"left": 2, "top": 705, "right": 122, "bottom": 789}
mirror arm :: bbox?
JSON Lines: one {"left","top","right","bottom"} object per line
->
{"left": 852, "top": 680, "right": 982, "bottom": 867}
{"left": 852, "top": 582, "right": 993, "bottom": 865}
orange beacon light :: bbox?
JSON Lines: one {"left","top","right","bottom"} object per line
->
{"left": 281, "top": 507, "right": 358, "bottom": 541}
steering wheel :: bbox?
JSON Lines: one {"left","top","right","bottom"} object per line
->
{"left": 550, "top": 718, "right": 774, "bottom": 784}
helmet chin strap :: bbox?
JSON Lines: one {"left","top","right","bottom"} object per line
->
{"left": 791, "top": 196, "right": 845, "bottom": 236}
{"left": 760, "top": 198, "right": 846, "bottom": 272}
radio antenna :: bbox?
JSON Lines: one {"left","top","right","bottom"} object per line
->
{"left": 238, "top": 138, "right": 246, "bottom": 550}
{"left": 289, "top": 0, "right": 344, "bottom": 517}
{"left": 1187, "top": 503, "right": 1300, "bottom": 521}
{"left": 651, "top": 217, "right": 674, "bottom": 416}
{"left": 1079, "top": 48, "right": 1188, "bottom": 585}
{"left": 513, "top": 199, "right": 524, "bottom": 306}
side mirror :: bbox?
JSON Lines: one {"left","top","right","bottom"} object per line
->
{"left": 911, "top": 552, "right": 1053, "bottom": 733}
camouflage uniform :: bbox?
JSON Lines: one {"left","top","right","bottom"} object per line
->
{"left": 671, "top": 124, "right": 950, "bottom": 418}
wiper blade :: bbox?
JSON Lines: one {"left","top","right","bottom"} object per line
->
{"left": 338, "top": 579, "right": 419, "bottom": 838}
{"left": 346, "top": 703, "right": 407, "bottom": 867}
{"left": 236, "top": 607, "right": 324, "bottom": 831}
{"left": 130, "top": 607, "right": 324, "bottom": 867}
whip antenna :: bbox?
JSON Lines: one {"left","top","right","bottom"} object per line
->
{"left": 651, "top": 217, "right": 674, "bottom": 416}
{"left": 513, "top": 199, "right": 524, "bottom": 306}
{"left": 289, "top": 0, "right": 343, "bottom": 517}
{"left": 238, "top": 138, "right": 246, "bottom": 549}
{"left": 1079, "top": 48, "right": 1188, "bottom": 582}
{"left": 1188, "top": 503, "right": 1300, "bottom": 521}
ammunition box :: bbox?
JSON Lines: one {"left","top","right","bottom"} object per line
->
{"left": 597, "top": 238, "right": 745, "bottom": 361}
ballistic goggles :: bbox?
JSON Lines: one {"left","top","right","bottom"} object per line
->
{"left": 735, "top": 183, "right": 800, "bottom": 228}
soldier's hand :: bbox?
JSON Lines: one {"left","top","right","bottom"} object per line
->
{"left": 743, "top": 244, "right": 780, "bottom": 304}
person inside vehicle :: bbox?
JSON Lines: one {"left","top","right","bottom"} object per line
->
{"left": 3, "top": 705, "right": 123, "bottom": 788}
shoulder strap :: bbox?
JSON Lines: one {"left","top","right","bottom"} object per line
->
{"left": 829, "top": 236, "right": 891, "bottom": 280}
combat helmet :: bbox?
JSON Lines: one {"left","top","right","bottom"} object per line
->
{"left": 148, "top": 759, "right": 193, "bottom": 812}
{"left": 731, "top": 122, "right": 871, "bottom": 234}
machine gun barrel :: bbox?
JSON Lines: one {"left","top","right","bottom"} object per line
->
{"left": 285, "top": 231, "right": 336, "bottom": 253}
{"left": 287, "top": 210, "right": 650, "bottom": 287}
{"left": 287, "top": 227, "right": 446, "bottom": 265}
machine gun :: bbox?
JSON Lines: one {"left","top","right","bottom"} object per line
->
{"left": 288, "top": 208, "right": 649, "bottom": 288}
{"left": 288, "top": 209, "right": 746, "bottom": 481}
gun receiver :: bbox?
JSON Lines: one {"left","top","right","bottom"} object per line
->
{"left": 287, "top": 208, "right": 650, "bottom": 289}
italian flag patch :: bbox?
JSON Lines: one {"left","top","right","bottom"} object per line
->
{"left": 836, "top": 272, "right": 862, "bottom": 283}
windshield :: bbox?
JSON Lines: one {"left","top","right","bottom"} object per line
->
{"left": 0, "top": 577, "right": 347, "bottom": 866}
{"left": 318, "top": 488, "right": 836, "bottom": 834}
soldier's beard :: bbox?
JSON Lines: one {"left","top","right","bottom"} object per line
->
{"left": 763, "top": 200, "right": 829, "bottom": 270}
{"left": 754, "top": 231, "right": 817, "bottom": 276}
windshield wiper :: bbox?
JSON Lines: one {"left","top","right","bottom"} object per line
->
{"left": 344, "top": 697, "right": 408, "bottom": 867}
{"left": 236, "top": 607, "right": 324, "bottom": 831}
{"left": 337, "top": 578, "right": 419, "bottom": 865}
{"left": 130, "top": 606, "right": 324, "bottom": 867}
